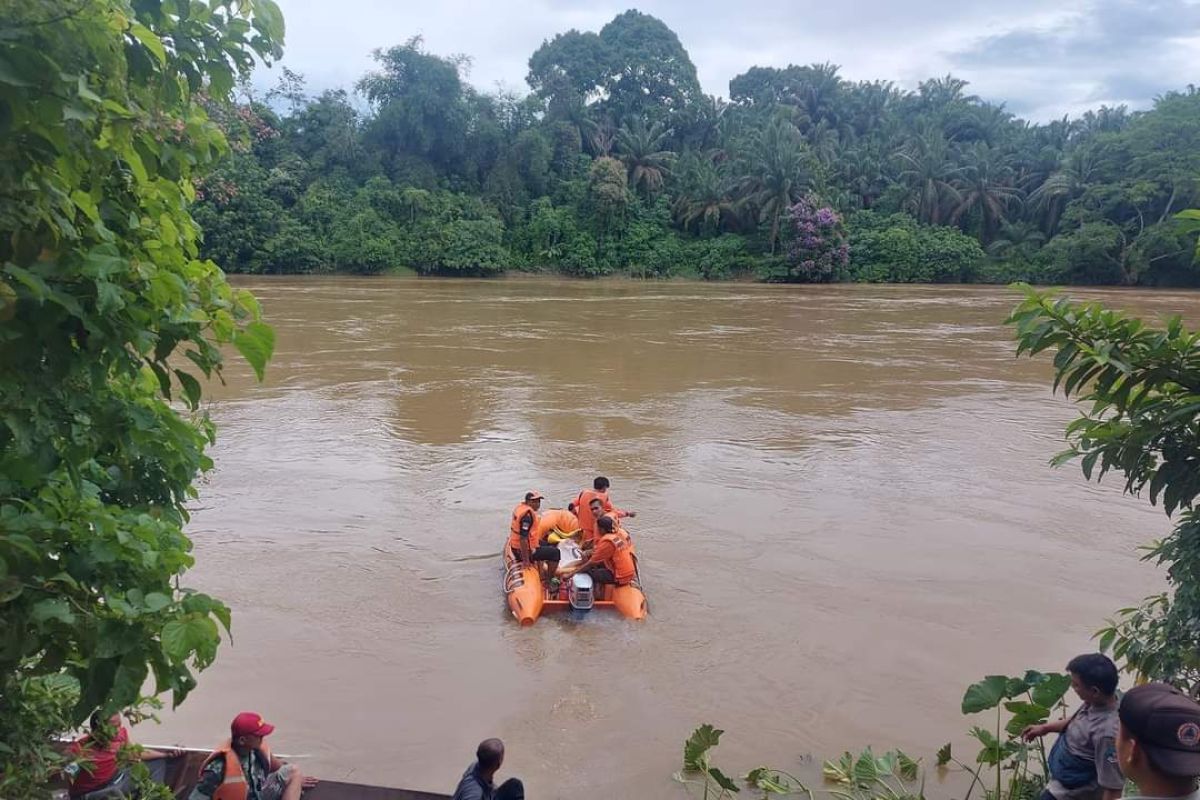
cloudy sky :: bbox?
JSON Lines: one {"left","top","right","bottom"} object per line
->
{"left": 262, "top": 0, "right": 1200, "bottom": 121}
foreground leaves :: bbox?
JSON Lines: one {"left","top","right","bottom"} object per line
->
{"left": 1009, "top": 287, "right": 1200, "bottom": 692}
{"left": 0, "top": 0, "right": 281, "bottom": 795}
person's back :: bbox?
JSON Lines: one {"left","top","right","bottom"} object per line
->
{"left": 535, "top": 508, "right": 579, "bottom": 542}
{"left": 452, "top": 739, "right": 523, "bottom": 800}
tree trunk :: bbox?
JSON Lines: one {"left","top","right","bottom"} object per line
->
{"left": 1158, "top": 183, "right": 1179, "bottom": 225}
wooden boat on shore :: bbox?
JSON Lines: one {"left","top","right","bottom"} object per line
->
{"left": 57, "top": 748, "right": 450, "bottom": 800}
{"left": 502, "top": 539, "right": 647, "bottom": 625}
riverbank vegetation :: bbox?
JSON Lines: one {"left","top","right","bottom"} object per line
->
{"left": 1010, "top": 288, "right": 1200, "bottom": 693}
{"left": 195, "top": 13, "right": 1200, "bottom": 284}
{"left": 679, "top": 670, "right": 1071, "bottom": 800}
{"left": 0, "top": 1, "right": 277, "bottom": 793}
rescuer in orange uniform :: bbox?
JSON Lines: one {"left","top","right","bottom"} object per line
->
{"left": 509, "top": 490, "right": 561, "bottom": 583}
{"left": 574, "top": 476, "right": 636, "bottom": 544}
{"left": 561, "top": 515, "right": 637, "bottom": 587}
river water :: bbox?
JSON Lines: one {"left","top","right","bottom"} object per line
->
{"left": 151, "top": 278, "right": 1193, "bottom": 798}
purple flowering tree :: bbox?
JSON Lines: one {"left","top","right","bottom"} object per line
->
{"left": 783, "top": 196, "right": 850, "bottom": 282}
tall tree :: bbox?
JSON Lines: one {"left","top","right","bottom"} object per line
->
{"left": 895, "top": 130, "right": 963, "bottom": 225}
{"left": 950, "top": 143, "right": 1023, "bottom": 243}
{"left": 738, "top": 117, "right": 815, "bottom": 253}
{"left": 357, "top": 36, "right": 469, "bottom": 174}
{"left": 615, "top": 119, "right": 676, "bottom": 197}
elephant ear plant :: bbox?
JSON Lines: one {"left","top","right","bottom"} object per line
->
{"left": 676, "top": 724, "right": 813, "bottom": 799}
{"left": 938, "top": 671, "right": 1072, "bottom": 800}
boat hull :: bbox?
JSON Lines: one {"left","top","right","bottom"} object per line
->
{"left": 502, "top": 543, "right": 647, "bottom": 624}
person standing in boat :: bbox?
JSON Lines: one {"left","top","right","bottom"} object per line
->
{"left": 509, "top": 490, "right": 560, "bottom": 583}
{"left": 574, "top": 476, "right": 636, "bottom": 545}
{"left": 452, "top": 738, "right": 524, "bottom": 800}
{"left": 188, "top": 712, "right": 317, "bottom": 800}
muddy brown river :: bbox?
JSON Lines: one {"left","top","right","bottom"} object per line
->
{"left": 149, "top": 278, "right": 1194, "bottom": 798}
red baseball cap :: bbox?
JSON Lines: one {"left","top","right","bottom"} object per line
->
{"left": 524, "top": 491, "right": 544, "bottom": 502}
{"left": 231, "top": 712, "right": 275, "bottom": 738}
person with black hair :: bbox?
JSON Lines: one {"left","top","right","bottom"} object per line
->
{"left": 573, "top": 476, "right": 636, "bottom": 545}
{"left": 452, "top": 738, "right": 524, "bottom": 800}
{"left": 1116, "top": 682, "right": 1200, "bottom": 800}
{"left": 1023, "top": 654, "right": 1124, "bottom": 800}
{"left": 66, "top": 712, "right": 181, "bottom": 798}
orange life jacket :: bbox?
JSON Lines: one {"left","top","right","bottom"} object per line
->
{"left": 198, "top": 740, "right": 274, "bottom": 800}
{"left": 610, "top": 518, "right": 636, "bottom": 555}
{"left": 574, "top": 489, "right": 608, "bottom": 543}
{"left": 508, "top": 503, "right": 541, "bottom": 551}
{"left": 535, "top": 508, "right": 579, "bottom": 539}
{"left": 598, "top": 532, "right": 637, "bottom": 584}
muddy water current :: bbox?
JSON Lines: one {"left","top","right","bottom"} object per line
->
{"left": 149, "top": 279, "right": 1199, "bottom": 798}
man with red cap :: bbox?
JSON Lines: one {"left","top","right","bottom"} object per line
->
{"left": 188, "top": 712, "right": 317, "bottom": 800}
{"left": 1116, "top": 683, "right": 1200, "bottom": 800}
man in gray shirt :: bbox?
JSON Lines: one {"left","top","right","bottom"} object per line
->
{"left": 1023, "top": 654, "right": 1124, "bottom": 800}
{"left": 452, "top": 739, "right": 524, "bottom": 800}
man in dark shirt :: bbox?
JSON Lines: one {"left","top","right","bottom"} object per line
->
{"left": 452, "top": 738, "right": 524, "bottom": 800}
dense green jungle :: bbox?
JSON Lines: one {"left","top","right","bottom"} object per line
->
{"left": 196, "top": 10, "right": 1200, "bottom": 284}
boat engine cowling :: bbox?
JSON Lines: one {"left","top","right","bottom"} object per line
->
{"left": 568, "top": 573, "right": 595, "bottom": 610}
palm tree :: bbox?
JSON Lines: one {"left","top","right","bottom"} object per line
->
{"left": 895, "top": 130, "right": 963, "bottom": 225}
{"left": 807, "top": 119, "right": 841, "bottom": 166}
{"left": 1028, "top": 147, "right": 1101, "bottom": 235}
{"left": 838, "top": 138, "right": 888, "bottom": 210}
{"left": 987, "top": 222, "right": 1046, "bottom": 260}
{"left": 737, "top": 117, "right": 814, "bottom": 254}
{"left": 678, "top": 94, "right": 729, "bottom": 153}
{"left": 554, "top": 96, "right": 599, "bottom": 155}
{"left": 950, "top": 143, "right": 1024, "bottom": 243}
{"left": 795, "top": 62, "right": 844, "bottom": 129}
{"left": 615, "top": 118, "right": 675, "bottom": 196}
{"left": 672, "top": 152, "right": 737, "bottom": 234}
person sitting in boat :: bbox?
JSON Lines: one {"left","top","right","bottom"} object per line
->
{"left": 67, "top": 711, "right": 181, "bottom": 799}
{"left": 188, "top": 712, "right": 317, "bottom": 800}
{"left": 574, "top": 476, "right": 636, "bottom": 544}
{"left": 509, "top": 490, "right": 560, "bottom": 582}
{"left": 452, "top": 738, "right": 524, "bottom": 800}
{"left": 535, "top": 506, "right": 581, "bottom": 544}
{"left": 560, "top": 515, "right": 637, "bottom": 587}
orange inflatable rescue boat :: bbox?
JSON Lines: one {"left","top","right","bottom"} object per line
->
{"left": 502, "top": 539, "right": 647, "bottom": 625}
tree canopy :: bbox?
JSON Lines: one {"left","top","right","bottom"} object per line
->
{"left": 192, "top": 12, "right": 1200, "bottom": 285}
{"left": 0, "top": 0, "right": 279, "bottom": 793}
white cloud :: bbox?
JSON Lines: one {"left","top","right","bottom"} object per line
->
{"left": 260, "top": 0, "right": 1200, "bottom": 121}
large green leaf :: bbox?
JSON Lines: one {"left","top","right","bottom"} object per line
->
{"left": 1031, "top": 673, "right": 1071, "bottom": 708}
{"left": 174, "top": 369, "right": 202, "bottom": 410}
{"left": 129, "top": 22, "right": 167, "bottom": 65}
{"left": 962, "top": 675, "right": 1010, "bottom": 713}
{"left": 161, "top": 615, "right": 218, "bottom": 663}
{"left": 683, "top": 724, "right": 722, "bottom": 772}
{"left": 1004, "top": 700, "right": 1051, "bottom": 736}
{"left": 233, "top": 321, "right": 275, "bottom": 381}
{"left": 708, "top": 767, "right": 740, "bottom": 793}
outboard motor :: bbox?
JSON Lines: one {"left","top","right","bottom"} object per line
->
{"left": 567, "top": 572, "right": 595, "bottom": 611}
